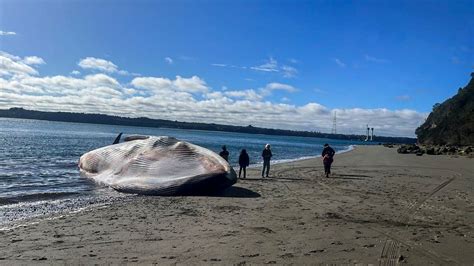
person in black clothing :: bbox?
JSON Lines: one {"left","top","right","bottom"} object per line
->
{"left": 219, "top": 145, "right": 229, "bottom": 162}
{"left": 238, "top": 149, "right": 250, "bottom": 179}
{"left": 261, "top": 144, "right": 272, "bottom": 178}
{"left": 321, "top": 143, "right": 335, "bottom": 177}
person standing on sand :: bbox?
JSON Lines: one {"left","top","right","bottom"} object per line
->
{"left": 261, "top": 144, "right": 272, "bottom": 178}
{"left": 219, "top": 145, "right": 229, "bottom": 162}
{"left": 238, "top": 149, "right": 250, "bottom": 179}
{"left": 322, "top": 143, "right": 335, "bottom": 178}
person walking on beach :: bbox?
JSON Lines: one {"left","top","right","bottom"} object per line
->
{"left": 238, "top": 149, "right": 250, "bottom": 179}
{"left": 261, "top": 144, "right": 272, "bottom": 178}
{"left": 219, "top": 145, "right": 229, "bottom": 162}
{"left": 322, "top": 143, "right": 335, "bottom": 178}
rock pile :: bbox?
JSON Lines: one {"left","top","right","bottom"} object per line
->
{"left": 395, "top": 144, "right": 473, "bottom": 156}
{"left": 396, "top": 144, "right": 425, "bottom": 156}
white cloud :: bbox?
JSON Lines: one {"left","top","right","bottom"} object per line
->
{"left": 165, "top": 57, "right": 173, "bottom": 64}
{"left": 131, "top": 77, "right": 172, "bottom": 92}
{"left": 224, "top": 89, "right": 263, "bottom": 101}
{"left": 214, "top": 57, "right": 298, "bottom": 78}
{"left": 205, "top": 91, "right": 225, "bottom": 99}
{"left": 23, "top": 56, "right": 46, "bottom": 65}
{"left": 78, "top": 57, "right": 118, "bottom": 73}
{"left": 174, "top": 75, "right": 208, "bottom": 93}
{"left": 78, "top": 57, "right": 136, "bottom": 76}
{"left": 0, "top": 51, "right": 428, "bottom": 137}
{"left": 0, "top": 72, "right": 123, "bottom": 101}
{"left": 85, "top": 73, "right": 120, "bottom": 88}
{"left": 0, "top": 31, "right": 16, "bottom": 36}
{"left": 365, "top": 55, "right": 389, "bottom": 64}
{"left": 223, "top": 82, "right": 297, "bottom": 101}
{"left": 117, "top": 70, "right": 130, "bottom": 75}
{"left": 298, "top": 103, "right": 329, "bottom": 115}
{"left": 263, "top": 82, "right": 297, "bottom": 93}
{"left": 281, "top": 65, "right": 298, "bottom": 78}
{"left": 0, "top": 52, "right": 38, "bottom": 76}
{"left": 251, "top": 57, "right": 279, "bottom": 72}
{"left": 333, "top": 58, "right": 346, "bottom": 68}
{"left": 70, "top": 70, "right": 81, "bottom": 75}
{"left": 131, "top": 75, "right": 208, "bottom": 94}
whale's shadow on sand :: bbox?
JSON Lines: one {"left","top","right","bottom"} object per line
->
{"left": 128, "top": 186, "right": 261, "bottom": 198}
{"left": 210, "top": 186, "right": 261, "bottom": 198}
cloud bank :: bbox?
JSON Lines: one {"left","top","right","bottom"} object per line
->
{"left": 0, "top": 51, "right": 427, "bottom": 137}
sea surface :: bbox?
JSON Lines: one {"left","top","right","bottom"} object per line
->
{"left": 0, "top": 118, "right": 368, "bottom": 227}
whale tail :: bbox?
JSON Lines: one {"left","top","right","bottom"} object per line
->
{"left": 113, "top": 133, "right": 123, "bottom": 144}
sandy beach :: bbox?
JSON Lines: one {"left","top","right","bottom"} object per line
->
{"left": 1, "top": 145, "right": 473, "bottom": 264}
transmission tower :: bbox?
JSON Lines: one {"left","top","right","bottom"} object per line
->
{"left": 331, "top": 111, "right": 337, "bottom": 134}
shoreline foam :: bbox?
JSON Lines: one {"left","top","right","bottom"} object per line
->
{"left": 247, "top": 144, "right": 356, "bottom": 168}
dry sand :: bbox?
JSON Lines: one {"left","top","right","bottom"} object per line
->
{"left": 1, "top": 146, "right": 473, "bottom": 264}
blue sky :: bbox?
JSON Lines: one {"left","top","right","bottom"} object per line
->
{"left": 0, "top": 0, "right": 473, "bottom": 136}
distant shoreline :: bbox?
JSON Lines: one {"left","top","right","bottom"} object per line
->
{"left": 0, "top": 108, "right": 416, "bottom": 144}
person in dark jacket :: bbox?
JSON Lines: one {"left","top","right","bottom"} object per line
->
{"left": 238, "top": 149, "right": 250, "bottom": 179}
{"left": 219, "top": 145, "right": 229, "bottom": 162}
{"left": 321, "top": 143, "right": 335, "bottom": 177}
{"left": 261, "top": 144, "right": 272, "bottom": 178}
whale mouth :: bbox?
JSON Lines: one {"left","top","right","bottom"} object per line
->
{"left": 79, "top": 136, "right": 236, "bottom": 195}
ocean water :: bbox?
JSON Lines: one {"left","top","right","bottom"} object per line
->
{"left": 0, "top": 118, "right": 367, "bottom": 227}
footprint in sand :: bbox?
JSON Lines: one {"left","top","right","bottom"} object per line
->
{"left": 251, "top": 226, "right": 275, "bottom": 234}
{"left": 279, "top": 253, "right": 294, "bottom": 258}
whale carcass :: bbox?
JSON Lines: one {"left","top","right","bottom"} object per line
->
{"left": 79, "top": 135, "right": 237, "bottom": 195}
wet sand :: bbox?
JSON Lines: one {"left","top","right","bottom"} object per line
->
{"left": 1, "top": 146, "right": 473, "bottom": 264}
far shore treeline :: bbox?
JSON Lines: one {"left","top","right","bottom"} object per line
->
{"left": 0, "top": 107, "right": 416, "bottom": 144}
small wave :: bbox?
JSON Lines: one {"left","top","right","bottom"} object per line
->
{"left": 336, "top": 144, "right": 356, "bottom": 154}
{"left": 0, "top": 189, "right": 131, "bottom": 230}
{"left": 246, "top": 145, "right": 356, "bottom": 168}
{"left": 0, "top": 192, "right": 80, "bottom": 206}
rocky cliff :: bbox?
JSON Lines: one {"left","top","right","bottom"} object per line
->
{"left": 416, "top": 73, "right": 474, "bottom": 145}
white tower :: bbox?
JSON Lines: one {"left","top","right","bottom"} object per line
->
{"left": 331, "top": 111, "right": 337, "bottom": 134}
{"left": 364, "top": 124, "right": 369, "bottom": 141}
{"left": 370, "top": 128, "right": 374, "bottom": 141}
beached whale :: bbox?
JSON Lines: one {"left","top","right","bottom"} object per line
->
{"left": 79, "top": 135, "right": 237, "bottom": 195}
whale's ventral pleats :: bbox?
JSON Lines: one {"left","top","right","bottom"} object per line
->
{"left": 79, "top": 136, "right": 237, "bottom": 195}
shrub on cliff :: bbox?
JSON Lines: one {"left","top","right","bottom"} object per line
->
{"left": 416, "top": 73, "right": 474, "bottom": 145}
